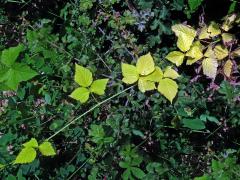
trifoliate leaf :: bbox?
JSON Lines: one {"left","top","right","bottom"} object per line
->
{"left": 121, "top": 63, "right": 139, "bottom": 84}
{"left": 39, "top": 141, "right": 56, "bottom": 156}
{"left": 207, "top": 22, "right": 221, "bottom": 37}
{"left": 222, "top": 14, "right": 237, "bottom": 32}
{"left": 1, "top": 44, "right": 24, "bottom": 67}
{"left": 138, "top": 78, "right": 156, "bottom": 93}
{"left": 202, "top": 58, "right": 218, "bottom": 79}
{"left": 74, "top": 64, "right": 93, "bottom": 87}
{"left": 198, "top": 26, "right": 210, "bottom": 39}
{"left": 165, "top": 51, "right": 185, "bottom": 66}
{"left": 23, "top": 138, "right": 38, "bottom": 148}
{"left": 136, "top": 53, "right": 155, "bottom": 75}
{"left": 204, "top": 46, "right": 216, "bottom": 58}
{"left": 164, "top": 67, "right": 180, "bottom": 79}
{"left": 186, "top": 42, "right": 203, "bottom": 65}
{"left": 223, "top": 60, "right": 233, "bottom": 78}
{"left": 222, "top": 33, "right": 235, "bottom": 45}
{"left": 2, "top": 63, "right": 38, "bottom": 91}
{"left": 214, "top": 45, "right": 229, "bottom": 60}
{"left": 158, "top": 78, "right": 178, "bottom": 103}
{"left": 142, "top": 66, "right": 163, "bottom": 82}
{"left": 14, "top": 147, "right": 37, "bottom": 164}
{"left": 182, "top": 118, "right": 205, "bottom": 130}
{"left": 90, "top": 79, "right": 109, "bottom": 95}
{"left": 172, "top": 24, "right": 197, "bottom": 52}
{"left": 70, "top": 87, "right": 90, "bottom": 103}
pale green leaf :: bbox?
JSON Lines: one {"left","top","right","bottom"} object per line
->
{"left": 90, "top": 79, "right": 109, "bottom": 95}
{"left": 204, "top": 46, "right": 216, "bottom": 58}
{"left": 70, "top": 87, "right": 90, "bottom": 103}
{"left": 121, "top": 63, "right": 139, "bottom": 84}
{"left": 23, "top": 138, "right": 38, "bottom": 148}
{"left": 163, "top": 67, "right": 180, "bottom": 79}
{"left": 39, "top": 141, "right": 56, "bottom": 156}
{"left": 222, "top": 14, "right": 237, "bottom": 32}
{"left": 136, "top": 53, "right": 155, "bottom": 75}
{"left": 202, "top": 58, "right": 218, "bottom": 79}
{"left": 74, "top": 64, "right": 93, "bottom": 87}
{"left": 186, "top": 42, "right": 203, "bottom": 65}
{"left": 1, "top": 44, "right": 24, "bottom": 67}
{"left": 172, "top": 24, "right": 197, "bottom": 52}
{"left": 14, "top": 147, "right": 37, "bottom": 164}
{"left": 138, "top": 78, "right": 156, "bottom": 93}
{"left": 158, "top": 78, "right": 178, "bottom": 103}
{"left": 165, "top": 51, "right": 185, "bottom": 66}
{"left": 222, "top": 33, "right": 235, "bottom": 45}
{"left": 198, "top": 26, "right": 210, "bottom": 39}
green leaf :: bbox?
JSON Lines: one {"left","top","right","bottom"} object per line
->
{"left": 165, "top": 51, "right": 185, "bottom": 66}
{"left": 74, "top": 64, "right": 93, "bottom": 87}
{"left": 202, "top": 58, "right": 218, "bottom": 79}
{"left": 172, "top": 24, "right": 197, "bottom": 52}
{"left": 70, "top": 87, "right": 90, "bottom": 103}
{"left": 39, "top": 141, "right": 56, "bottom": 156}
{"left": 122, "top": 169, "right": 131, "bottom": 180}
{"left": 163, "top": 67, "right": 180, "bottom": 79}
{"left": 138, "top": 78, "right": 156, "bottom": 93}
{"left": 188, "top": 0, "right": 203, "bottom": 12}
{"left": 136, "top": 52, "right": 155, "bottom": 75}
{"left": 119, "top": 161, "right": 129, "bottom": 169}
{"left": 158, "top": 78, "right": 178, "bottom": 103}
{"left": 121, "top": 63, "right": 139, "bottom": 84}
{"left": 14, "top": 147, "right": 37, "bottom": 164}
{"left": 90, "top": 79, "right": 109, "bottom": 95}
{"left": 23, "top": 138, "right": 38, "bottom": 148}
{"left": 1, "top": 44, "right": 24, "bottom": 67}
{"left": 131, "top": 167, "right": 146, "bottom": 179}
{"left": 2, "top": 63, "right": 38, "bottom": 91}
{"left": 182, "top": 118, "right": 205, "bottom": 130}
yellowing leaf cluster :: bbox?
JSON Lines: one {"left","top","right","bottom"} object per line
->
{"left": 122, "top": 53, "right": 179, "bottom": 103}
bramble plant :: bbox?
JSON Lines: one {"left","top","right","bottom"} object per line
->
{"left": 166, "top": 14, "right": 240, "bottom": 80}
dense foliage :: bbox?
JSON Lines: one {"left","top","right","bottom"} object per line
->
{"left": 1, "top": 0, "right": 240, "bottom": 179}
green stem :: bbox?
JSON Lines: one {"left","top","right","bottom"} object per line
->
{"left": 46, "top": 86, "right": 134, "bottom": 141}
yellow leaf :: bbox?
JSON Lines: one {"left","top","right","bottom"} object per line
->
{"left": 172, "top": 24, "right": 197, "bottom": 52}
{"left": 222, "top": 14, "right": 237, "bottom": 32}
{"left": 136, "top": 53, "right": 155, "bottom": 75}
{"left": 223, "top": 60, "right": 233, "bottom": 78}
{"left": 157, "top": 78, "right": 178, "bottom": 103}
{"left": 70, "top": 87, "right": 90, "bottom": 103}
{"left": 142, "top": 66, "right": 163, "bottom": 82}
{"left": 121, "top": 63, "right": 139, "bottom": 84}
{"left": 202, "top": 58, "right": 218, "bottom": 79}
{"left": 204, "top": 46, "right": 216, "bottom": 58}
{"left": 232, "top": 48, "right": 240, "bottom": 57}
{"left": 222, "top": 33, "right": 235, "bottom": 45}
{"left": 199, "top": 26, "right": 210, "bottom": 39}
{"left": 207, "top": 22, "right": 221, "bottom": 37}
{"left": 214, "top": 45, "right": 229, "bottom": 60}
{"left": 186, "top": 41, "right": 203, "bottom": 65}
{"left": 138, "top": 78, "right": 156, "bottom": 93}
{"left": 164, "top": 66, "right": 180, "bottom": 79}
{"left": 74, "top": 64, "right": 93, "bottom": 87}
{"left": 165, "top": 51, "right": 185, "bottom": 66}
